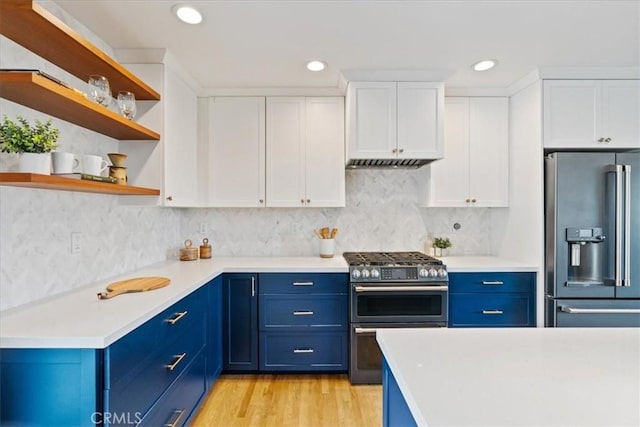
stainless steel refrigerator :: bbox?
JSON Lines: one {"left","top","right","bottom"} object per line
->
{"left": 545, "top": 151, "right": 640, "bottom": 327}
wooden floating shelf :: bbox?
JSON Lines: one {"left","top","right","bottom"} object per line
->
{"left": 0, "top": 72, "right": 160, "bottom": 141}
{"left": 0, "top": 0, "right": 160, "bottom": 101}
{"left": 0, "top": 173, "right": 160, "bottom": 196}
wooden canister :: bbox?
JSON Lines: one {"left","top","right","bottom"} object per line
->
{"left": 180, "top": 239, "right": 198, "bottom": 261}
{"left": 200, "top": 238, "right": 212, "bottom": 259}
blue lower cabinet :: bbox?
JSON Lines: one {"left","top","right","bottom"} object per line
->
{"left": 449, "top": 272, "right": 536, "bottom": 328}
{"left": 260, "top": 332, "right": 348, "bottom": 371}
{"left": 223, "top": 273, "right": 259, "bottom": 371}
{"left": 207, "top": 275, "right": 223, "bottom": 386}
{"left": 137, "top": 350, "right": 207, "bottom": 427}
{"left": 0, "top": 280, "right": 221, "bottom": 427}
{"left": 0, "top": 348, "right": 101, "bottom": 426}
{"left": 382, "top": 358, "right": 417, "bottom": 427}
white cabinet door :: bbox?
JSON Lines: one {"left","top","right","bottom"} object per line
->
{"left": 397, "top": 82, "right": 443, "bottom": 159}
{"left": 346, "top": 82, "right": 397, "bottom": 159}
{"left": 543, "top": 79, "right": 640, "bottom": 149}
{"left": 305, "top": 97, "right": 345, "bottom": 207}
{"left": 266, "top": 97, "right": 345, "bottom": 208}
{"left": 266, "top": 97, "right": 306, "bottom": 207}
{"left": 118, "top": 62, "right": 200, "bottom": 207}
{"left": 424, "top": 97, "right": 508, "bottom": 207}
{"left": 426, "top": 97, "right": 470, "bottom": 207}
{"left": 468, "top": 97, "right": 509, "bottom": 207}
{"left": 601, "top": 80, "right": 640, "bottom": 149}
{"left": 163, "top": 65, "right": 199, "bottom": 206}
{"left": 209, "top": 97, "right": 265, "bottom": 207}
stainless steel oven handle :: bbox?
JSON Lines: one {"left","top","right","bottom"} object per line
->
{"left": 354, "top": 327, "right": 378, "bottom": 334}
{"left": 354, "top": 285, "right": 448, "bottom": 292}
{"left": 559, "top": 305, "right": 640, "bottom": 314}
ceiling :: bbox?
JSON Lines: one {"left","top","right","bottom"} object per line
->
{"left": 55, "top": 0, "right": 640, "bottom": 90}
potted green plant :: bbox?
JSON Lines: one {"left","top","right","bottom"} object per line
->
{"left": 433, "top": 237, "right": 452, "bottom": 257}
{"left": 0, "top": 115, "right": 59, "bottom": 175}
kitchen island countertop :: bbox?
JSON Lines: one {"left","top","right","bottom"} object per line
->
{"left": 0, "top": 255, "right": 536, "bottom": 349}
{"left": 377, "top": 327, "right": 640, "bottom": 427}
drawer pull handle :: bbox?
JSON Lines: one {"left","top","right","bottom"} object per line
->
{"left": 293, "top": 281, "right": 314, "bottom": 286}
{"left": 165, "top": 408, "right": 186, "bottom": 427}
{"left": 293, "top": 310, "right": 314, "bottom": 316}
{"left": 165, "top": 353, "right": 187, "bottom": 371}
{"left": 482, "top": 310, "right": 504, "bottom": 315}
{"left": 293, "top": 348, "right": 314, "bottom": 354}
{"left": 481, "top": 281, "right": 504, "bottom": 285}
{"left": 166, "top": 311, "right": 188, "bottom": 325}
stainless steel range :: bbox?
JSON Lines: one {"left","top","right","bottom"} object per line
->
{"left": 343, "top": 251, "right": 448, "bottom": 384}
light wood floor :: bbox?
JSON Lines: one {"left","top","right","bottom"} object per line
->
{"left": 191, "top": 374, "right": 382, "bottom": 427}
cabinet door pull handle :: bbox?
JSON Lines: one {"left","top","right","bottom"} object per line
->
{"left": 301, "top": 199, "right": 305, "bottom": 204}
{"left": 604, "top": 137, "right": 611, "bottom": 143}
{"left": 482, "top": 281, "right": 504, "bottom": 285}
{"left": 465, "top": 199, "right": 471, "bottom": 203}
{"left": 482, "top": 310, "right": 504, "bottom": 315}
{"left": 399, "top": 148, "right": 404, "bottom": 153}
{"left": 165, "top": 353, "right": 187, "bottom": 371}
{"left": 293, "top": 281, "right": 314, "bottom": 286}
{"left": 259, "top": 199, "right": 264, "bottom": 204}
{"left": 293, "top": 310, "right": 314, "bottom": 315}
{"left": 166, "top": 311, "right": 188, "bottom": 325}
{"left": 471, "top": 198, "right": 477, "bottom": 203}
{"left": 293, "top": 348, "right": 314, "bottom": 354}
{"left": 164, "top": 409, "right": 186, "bottom": 427}
{"left": 392, "top": 148, "right": 397, "bottom": 153}
{"left": 598, "top": 137, "right": 605, "bottom": 143}
{"left": 306, "top": 199, "right": 311, "bottom": 204}
{"left": 166, "top": 195, "right": 173, "bottom": 201}
{"left": 251, "top": 276, "right": 256, "bottom": 297}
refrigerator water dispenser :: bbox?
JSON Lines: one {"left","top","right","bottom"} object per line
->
{"left": 566, "top": 227, "right": 605, "bottom": 286}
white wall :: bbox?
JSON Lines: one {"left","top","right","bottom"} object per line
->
{"left": 490, "top": 80, "right": 545, "bottom": 325}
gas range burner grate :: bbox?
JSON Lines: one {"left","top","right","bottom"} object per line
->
{"left": 342, "top": 251, "right": 442, "bottom": 266}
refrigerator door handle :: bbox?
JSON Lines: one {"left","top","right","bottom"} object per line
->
{"left": 606, "top": 165, "right": 624, "bottom": 287}
{"left": 559, "top": 305, "right": 640, "bottom": 314}
{"left": 623, "top": 164, "right": 631, "bottom": 287}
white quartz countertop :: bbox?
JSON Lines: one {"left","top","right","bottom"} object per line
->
{"left": 0, "top": 255, "right": 536, "bottom": 349}
{"left": 441, "top": 256, "right": 538, "bottom": 272}
{"left": 377, "top": 328, "right": 640, "bottom": 427}
{"left": 0, "top": 256, "right": 348, "bottom": 349}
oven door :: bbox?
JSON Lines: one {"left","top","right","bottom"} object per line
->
{"left": 350, "top": 282, "right": 448, "bottom": 324}
{"left": 350, "top": 323, "right": 445, "bottom": 384}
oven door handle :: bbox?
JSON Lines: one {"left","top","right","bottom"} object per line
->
{"left": 354, "top": 327, "right": 378, "bottom": 334}
{"left": 354, "top": 285, "right": 448, "bottom": 292}
{"left": 559, "top": 305, "right": 640, "bottom": 314}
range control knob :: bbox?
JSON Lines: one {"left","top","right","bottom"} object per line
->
{"left": 351, "top": 269, "right": 361, "bottom": 279}
{"left": 428, "top": 268, "right": 438, "bottom": 278}
{"left": 371, "top": 268, "right": 380, "bottom": 278}
{"left": 419, "top": 268, "right": 429, "bottom": 278}
{"left": 361, "top": 269, "right": 370, "bottom": 279}
{"left": 438, "top": 269, "right": 448, "bottom": 278}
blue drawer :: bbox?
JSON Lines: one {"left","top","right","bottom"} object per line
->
{"left": 138, "top": 350, "right": 207, "bottom": 427}
{"left": 259, "top": 273, "right": 348, "bottom": 295}
{"left": 449, "top": 293, "right": 534, "bottom": 327}
{"left": 107, "top": 286, "right": 207, "bottom": 383}
{"left": 260, "top": 332, "right": 348, "bottom": 371}
{"left": 449, "top": 272, "right": 535, "bottom": 294}
{"left": 259, "top": 294, "right": 347, "bottom": 330}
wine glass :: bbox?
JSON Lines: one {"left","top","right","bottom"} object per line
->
{"left": 117, "top": 91, "right": 137, "bottom": 120}
{"left": 88, "top": 75, "right": 112, "bottom": 107}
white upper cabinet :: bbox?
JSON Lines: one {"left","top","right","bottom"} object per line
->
{"left": 266, "top": 97, "right": 345, "bottom": 207}
{"left": 543, "top": 80, "right": 640, "bottom": 149}
{"left": 208, "top": 97, "right": 266, "bottom": 207}
{"left": 119, "top": 57, "right": 200, "bottom": 206}
{"left": 346, "top": 81, "right": 443, "bottom": 164}
{"left": 423, "top": 97, "right": 509, "bottom": 207}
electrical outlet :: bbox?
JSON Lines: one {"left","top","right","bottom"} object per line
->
{"left": 70, "top": 232, "right": 82, "bottom": 254}
{"left": 199, "top": 223, "right": 207, "bottom": 234}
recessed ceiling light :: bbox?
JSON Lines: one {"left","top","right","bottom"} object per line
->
{"left": 472, "top": 59, "right": 497, "bottom": 72}
{"left": 306, "top": 60, "right": 327, "bottom": 72}
{"left": 172, "top": 5, "right": 202, "bottom": 24}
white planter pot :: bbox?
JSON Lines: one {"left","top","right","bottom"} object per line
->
{"left": 19, "top": 152, "right": 51, "bottom": 175}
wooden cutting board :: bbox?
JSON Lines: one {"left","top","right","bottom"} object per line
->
{"left": 97, "top": 276, "right": 170, "bottom": 300}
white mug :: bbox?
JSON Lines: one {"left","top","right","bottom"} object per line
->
{"left": 51, "top": 151, "right": 79, "bottom": 174}
{"left": 82, "top": 154, "right": 108, "bottom": 176}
